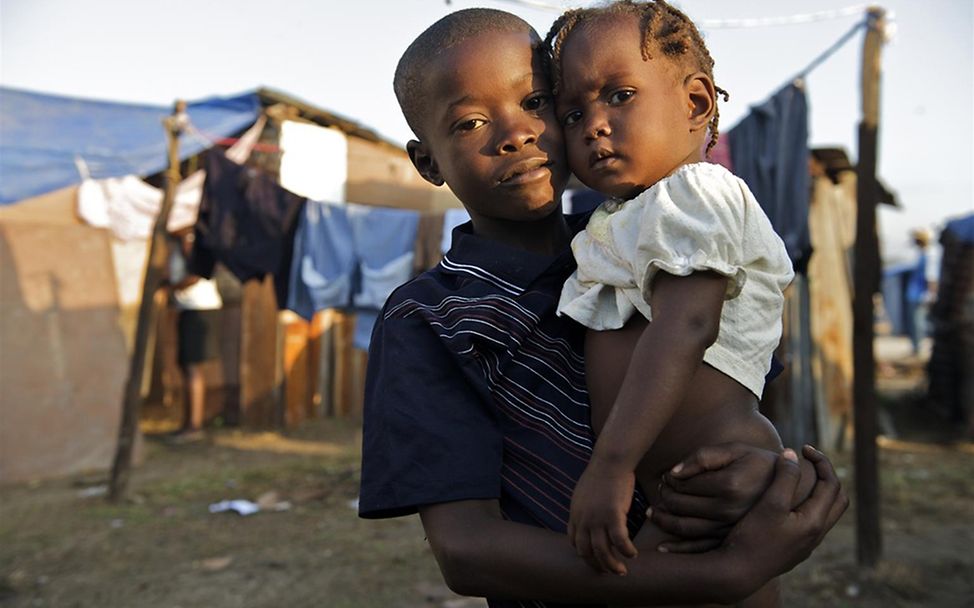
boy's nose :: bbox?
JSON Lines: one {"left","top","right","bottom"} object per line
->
{"left": 496, "top": 118, "right": 538, "bottom": 154}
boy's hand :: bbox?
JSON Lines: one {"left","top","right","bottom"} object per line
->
{"left": 716, "top": 446, "right": 848, "bottom": 590}
{"left": 568, "top": 461, "right": 638, "bottom": 576}
{"left": 651, "top": 443, "right": 777, "bottom": 551}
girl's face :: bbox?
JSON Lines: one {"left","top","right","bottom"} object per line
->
{"left": 556, "top": 14, "right": 710, "bottom": 199}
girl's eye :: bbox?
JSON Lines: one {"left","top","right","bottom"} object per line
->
{"left": 455, "top": 118, "right": 486, "bottom": 132}
{"left": 524, "top": 93, "right": 551, "bottom": 111}
{"left": 562, "top": 110, "right": 582, "bottom": 126}
{"left": 608, "top": 90, "right": 635, "bottom": 104}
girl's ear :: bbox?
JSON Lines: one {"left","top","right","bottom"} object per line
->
{"left": 407, "top": 140, "right": 445, "bottom": 186}
{"left": 684, "top": 73, "right": 716, "bottom": 132}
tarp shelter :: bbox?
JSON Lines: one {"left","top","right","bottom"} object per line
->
{"left": 0, "top": 86, "right": 261, "bottom": 204}
{"left": 1, "top": 85, "right": 462, "bottom": 480}
{"left": 0, "top": 87, "right": 262, "bottom": 482}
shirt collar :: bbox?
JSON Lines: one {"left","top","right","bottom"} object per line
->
{"left": 441, "top": 211, "right": 591, "bottom": 292}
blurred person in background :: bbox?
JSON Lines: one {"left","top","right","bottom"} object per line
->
{"left": 905, "top": 228, "right": 936, "bottom": 355}
{"left": 167, "top": 228, "right": 223, "bottom": 442}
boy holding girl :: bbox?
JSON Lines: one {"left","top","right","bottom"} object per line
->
{"left": 359, "top": 8, "right": 846, "bottom": 607}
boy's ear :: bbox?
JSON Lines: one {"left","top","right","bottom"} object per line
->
{"left": 406, "top": 140, "right": 445, "bottom": 187}
{"left": 684, "top": 72, "right": 716, "bottom": 132}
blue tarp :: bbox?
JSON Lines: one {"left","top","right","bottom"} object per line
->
{"left": 943, "top": 213, "right": 974, "bottom": 245}
{"left": 0, "top": 86, "right": 261, "bottom": 204}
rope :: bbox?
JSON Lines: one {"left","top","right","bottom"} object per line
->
{"left": 487, "top": 0, "right": 871, "bottom": 29}
{"left": 488, "top": 0, "right": 566, "bottom": 11}
{"left": 793, "top": 18, "right": 868, "bottom": 81}
{"left": 699, "top": 5, "right": 869, "bottom": 29}
{"left": 484, "top": 0, "right": 875, "bottom": 94}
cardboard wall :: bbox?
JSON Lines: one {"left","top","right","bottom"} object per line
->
{"left": 345, "top": 137, "right": 461, "bottom": 212}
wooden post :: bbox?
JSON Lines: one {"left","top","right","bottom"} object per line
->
{"left": 332, "top": 311, "right": 354, "bottom": 417}
{"left": 282, "top": 313, "right": 311, "bottom": 427}
{"left": 109, "top": 102, "right": 187, "bottom": 501}
{"left": 239, "top": 276, "right": 282, "bottom": 427}
{"left": 853, "top": 6, "right": 886, "bottom": 567}
{"left": 315, "top": 309, "right": 336, "bottom": 417}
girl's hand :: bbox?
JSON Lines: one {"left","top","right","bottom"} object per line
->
{"left": 568, "top": 461, "right": 638, "bottom": 575}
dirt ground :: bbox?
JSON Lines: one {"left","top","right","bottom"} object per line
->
{"left": 2, "top": 341, "right": 972, "bottom": 608}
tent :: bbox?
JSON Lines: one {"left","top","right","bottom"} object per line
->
{"left": 0, "top": 87, "right": 261, "bottom": 482}
{"left": 0, "top": 85, "right": 461, "bottom": 481}
{"left": 0, "top": 86, "right": 261, "bottom": 204}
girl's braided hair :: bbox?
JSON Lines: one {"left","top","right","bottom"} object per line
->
{"left": 543, "top": 0, "right": 730, "bottom": 155}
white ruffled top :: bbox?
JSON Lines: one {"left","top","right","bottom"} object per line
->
{"left": 557, "top": 162, "right": 794, "bottom": 398}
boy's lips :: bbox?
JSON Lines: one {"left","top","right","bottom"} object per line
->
{"left": 497, "top": 157, "right": 552, "bottom": 185}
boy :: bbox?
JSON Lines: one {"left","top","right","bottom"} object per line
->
{"left": 358, "top": 8, "right": 847, "bottom": 607}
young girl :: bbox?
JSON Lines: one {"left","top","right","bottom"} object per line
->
{"left": 546, "top": 0, "right": 797, "bottom": 601}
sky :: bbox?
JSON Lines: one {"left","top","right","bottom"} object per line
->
{"left": 2, "top": 0, "right": 971, "bottom": 264}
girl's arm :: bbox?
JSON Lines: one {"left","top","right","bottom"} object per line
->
{"left": 593, "top": 270, "right": 727, "bottom": 467}
{"left": 570, "top": 270, "right": 728, "bottom": 572}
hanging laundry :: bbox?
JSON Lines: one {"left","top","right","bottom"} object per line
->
{"left": 76, "top": 117, "right": 266, "bottom": 241}
{"left": 728, "top": 83, "right": 811, "bottom": 268}
{"left": 440, "top": 208, "right": 471, "bottom": 254}
{"left": 347, "top": 204, "right": 419, "bottom": 309}
{"left": 287, "top": 200, "right": 420, "bottom": 349}
{"left": 190, "top": 151, "right": 306, "bottom": 308}
{"left": 286, "top": 200, "right": 356, "bottom": 320}
{"left": 278, "top": 120, "right": 348, "bottom": 203}
{"left": 78, "top": 173, "right": 206, "bottom": 241}
{"left": 348, "top": 204, "right": 419, "bottom": 346}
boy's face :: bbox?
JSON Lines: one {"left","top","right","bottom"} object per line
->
{"left": 407, "top": 29, "right": 568, "bottom": 225}
{"left": 556, "top": 15, "right": 711, "bottom": 199}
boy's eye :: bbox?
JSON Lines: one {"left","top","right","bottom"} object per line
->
{"left": 454, "top": 118, "right": 486, "bottom": 132}
{"left": 608, "top": 90, "right": 635, "bottom": 104}
{"left": 562, "top": 110, "right": 582, "bottom": 126}
{"left": 524, "top": 93, "right": 551, "bottom": 111}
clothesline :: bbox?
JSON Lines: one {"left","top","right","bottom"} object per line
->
{"left": 791, "top": 17, "right": 868, "bottom": 84}
{"left": 489, "top": 0, "right": 872, "bottom": 29}
{"left": 213, "top": 137, "right": 280, "bottom": 154}
{"left": 488, "top": 0, "right": 878, "bottom": 98}
{"left": 698, "top": 5, "right": 869, "bottom": 29}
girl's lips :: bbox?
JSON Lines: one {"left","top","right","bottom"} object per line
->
{"left": 590, "top": 155, "right": 621, "bottom": 171}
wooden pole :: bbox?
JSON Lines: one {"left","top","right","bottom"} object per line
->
{"left": 853, "top": 6, "right": 886, "bottom": 567}
{"left": 109, "top": 101, "right": 187, "bottom": 501}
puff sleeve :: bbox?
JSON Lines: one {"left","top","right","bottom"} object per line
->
{"left": 625, "top": 163, "right": 750, "bottom": 303}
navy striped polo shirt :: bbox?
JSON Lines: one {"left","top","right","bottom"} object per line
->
{"left": 359, "top": 214, "right": 646, "bottom": 608}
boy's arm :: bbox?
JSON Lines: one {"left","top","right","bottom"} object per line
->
{"left": 571, "top": 271, "right": 727, "bottom": 570}
{"left": 421, "top": 447, "right": 848, "bottom": 606}
{"left": 424, "top": 499, "right": 744, "bottom": 605}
